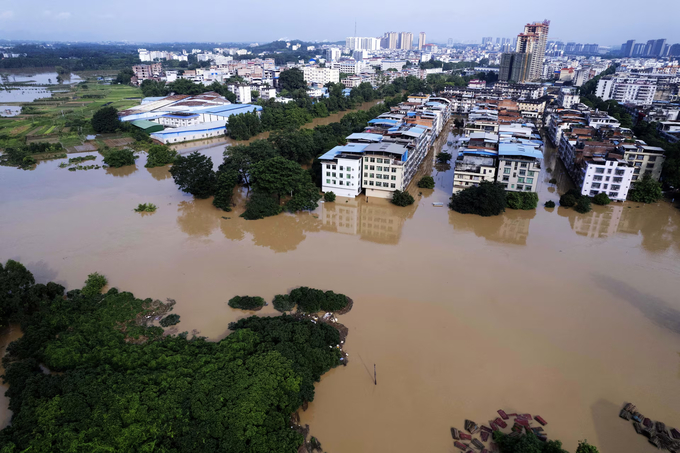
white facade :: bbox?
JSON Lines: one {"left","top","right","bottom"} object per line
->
{"left": 326, "top": 47, "right": 341, "bottom": 62}
{"left": 303, "top": 67, "right": 340, "bottom": 85}
{"left": 380, "top": 60, "right": 406, "bottom": 71}
{"left": 581, "top": 159, "right": 634, "bottom": 201}
{"left": 595, "top": 76, "right": 657, "bottom": 106}
{"left": 228, "top": 85, "right": 252, "bottom": 104}
{"left": 157, "top": 114, "right": 201, "bottom": 128}
{"left": 346, "top": 37, "right": 380, "bottom": 51}
{"left": 322, "top": 158, "right": 364, "bottom": 198}
{"left": 258, "top": 87, "right": 277, "bottom": 101}
{"left": 558, "top": 89, "right": 580, "bottom": 109}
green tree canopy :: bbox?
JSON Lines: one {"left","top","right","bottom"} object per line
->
{"left": 278, "top": 68, "right": 306, "bottom": 91}
{"left": 169, "top": 151, "right": 217, "bottom": 199}
{"left": 629, "top": 173, "right": 663, "bottom": 203}
{"left": 449, "top": 181, "right": 507, "bottom": 216}
{"left": 250, "top": 156, "right": 311, "bottom": 202}
{"left": 91, "top": 106, "right": 121, "bottom": 133}
{"left": 145, "top": 144, "right": 178, "bottom": 168}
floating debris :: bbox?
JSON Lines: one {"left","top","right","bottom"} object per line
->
{"left": 465, "top": 420, "right": 480, "bottom": 434}
{"left": 481, "top": 431, "right": 490, "bottom": 442}
{"left": 454, "top": 441, "right": 469, "bottom": 451}
{"left": 459, "top": 432, "right": 472, "bottom": 441}
{"left": 619, "top": 403, "right": 680, "bottom": 452}
{"left": 451, "top": 427, "right": 460, "bottom": 440}
{"left": 472, "top": 438, "right": 485, "bottom": 450}
{"left": 480, "top": 425, "right": 493, "bottom": 434}
{"left": 497, "top": 410, "right": 509, "bottom": 420}
{"left": 432, "top": 202, "right": 444, "bottom": 207}
{"left": 535, "top": 415, "right": 548, "bottom": 426}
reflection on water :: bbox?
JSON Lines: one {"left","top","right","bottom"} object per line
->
{"left": 146, "top": 165, "right": 172, "bottom": 181}
{"left": 106, "top": 164, "right": 138, "bottom": 178}
{"left": 321, "top": 197, "right": 416, "bottom": 245}
{"left": 0, "top": 71, "right": 83, "bottom": 85}
{"left": 177, "top": 199, "right": 219, "bottom": 237}
{"left": 0, "top": 325, "right": 22, "bottom": 428}
{"left": 449, "top": 209, "right": 536, "bottom": 245}
{"left": 0, "top": 87, "right": 52, "bottom": 103}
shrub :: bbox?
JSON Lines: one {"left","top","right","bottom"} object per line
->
{"left": 544, "top": 200, "right": 556, "bottom": 208}
{"left": 145, "top": 145, "right": 177, "bottom": 168}
{"left": 324, "top": 191, "right": 336, "bottom": 202}
{"left": 159, "top": 314, "right": 180, "bottom": 327}
{"left": 417, "top": 176, "right": 435, "bottom": 189}
{"left": 575, "top": 196, "right": 592, "bottom": 214}
{"left": 449, "top": 181, "right": 506, "bottom": 216}
{"left": 576, "top": 440, "right": 600, "bottom": 453}
{"left": 628, "top": 174, "right": 662, "bottom": 203}
{"left": 213, "top": 170, "right": 238, "bottom": 212}
{"left": 592, "top": 192, "right": 611, "bottom": 205}
{"left": 549, "top": 178, "right": 557, "bottom": 184}
{"left": 81, "top": 272, "right": 107, "bottom": 298}
{"left": 134, "top": 203, "right": 157, "bottom": 213}
{"left": 391, "top": 190, "right": 415, "bottom": 207}
{"left": 21, "top": 156, "right": 36, "bottom": 167}
{"left": 103, "top": 149, "right": 136, "bottom": 168}
{"left": 169, "top": 152, "right": 216, "bottom": 199}
{"left": 289, "top": 287, "right": 349, "bottom": 313}
{"left": 227, "top": 295, "right": 265, "bottom": 310}
{"left": 241, "top": 192, "right": 282, "bottom": 220}
{"left": 272, "top": 294, "right": 295, "bottom": 312}
{"left": 559, "top": 193, "right": 577, "bottom": 207}
{"left": 506, "top": 191, "right": 538, "bottom": 210}
{"left": 91, "top": 106, "right": 121, "bottom": 133}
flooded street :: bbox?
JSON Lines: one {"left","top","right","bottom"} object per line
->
{"left": 1, "top": 124, "right": 679, "bottom": 452}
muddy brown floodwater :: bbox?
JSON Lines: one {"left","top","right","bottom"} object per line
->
{"left": 1, "top": 123, "right": 679, "bottom": 452}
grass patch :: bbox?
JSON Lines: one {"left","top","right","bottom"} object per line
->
{"left": 134, "top": 203, "right": 157, "bottom": 213}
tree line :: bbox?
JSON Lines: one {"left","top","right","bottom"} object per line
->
{"left": 0, "top": 260, "right": 344, "bottom": 452}
{"left": 0, "top": 43, "right": 140, "bottom": 70}
{"left": 169, "top": 101, "right": 395, "bottom": 220}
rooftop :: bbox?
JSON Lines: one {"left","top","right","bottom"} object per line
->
{"left": 318, "top": 143, "right": 369, "bottom": 161}
{"left": 498, "top": 142, "right": 543, "bottom": 160}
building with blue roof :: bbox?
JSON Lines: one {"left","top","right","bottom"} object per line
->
{"left": 497, "top": 141, "right": 543, "bottom": 192}
{"left": 346, "top": 132, "right": 383, "bottom": 143}
{"left": 319, "top": 143, "right": 368, "bottom": 198}
{"left": 196, "top": 104, "right": 263, "bottom": 123}
{"left": 150, "top": 121, "right": 227, "bottom": 144}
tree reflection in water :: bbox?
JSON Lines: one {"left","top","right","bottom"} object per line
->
{"left": 106, "top": 164, "right": 137, "bottom": 178}
{"left": 146, "top": 165, "right": 172, "bottom": 181}
{"left": 449, "top": 208, "right": 537, "bottom": 246}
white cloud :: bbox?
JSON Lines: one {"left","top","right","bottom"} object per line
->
{"left": 0, "top": 11, "right": 14, "bottom": 20}
{"left": 55, "top": 12, "right": 71, "bottom": 20}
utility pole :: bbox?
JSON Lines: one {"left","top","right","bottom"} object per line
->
{"left": 374, "top": 364, "right": 377, "bottom": 385}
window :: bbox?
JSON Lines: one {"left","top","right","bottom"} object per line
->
{"left": 525, "top": 186, "right": 532, "bottom": 191}
{"left": 326, "top": 172, "right": 330, "bottom": 176}
{"left": 636, "top": 155, "right": 644, "bottom": 160}
{"left": 634, "top": 168, "right": 640, "bottom": 174}
{"left": 592, "top": 183, "right": 601, "bottom": 188}
{"left": 483, "top": 169, "right": 486, "bottom": 174}
{"left": 370, "top": 158, "right": 375, "bottom": 162}
{"left": 632, "top": 175, "right": 638, "bottom": 180}
{"left": 326, "top": 179, "right": 330, "bottom": 184}
{"left": 605, "top": 176, "right": 610, "bottom": 182}
{"left": 607, "top": 169, "right": 612, "bottom": 174}
{"left": 346, "top": 174, "right": 350, "bottom": 179}
{"left": 376, "top": 158, "right": 382, "bottom": 163}
{"left": 376, "top": 174, "right": 382, "bottom": 179}
{"left": 369, "top": 181, "right": 374, "bottom": 185}
{"left": 593, "top": 175, "right": 603, "bottom": 181}
{"left": 646, "top": 163, "right": 654, "bottom": 169}
{"left": 615, "top": 170, "right": 625, "bottom": 176}
{"left": 519, "top": 170, "right": 526, "bottom": 176}
{"left": 505, "top": 161, "right": 511, "bottom": 166}
{"left": 648, "top": 156, "right": 657, "bottom": 162}
{"left": 635, "top": 162, "right": 642, "bottom": 167}
{"left": 603, "top": 184, "right": 608, "bottom": 189}
{"left": 504, "top": 168, "right": 511, "bottom": 174}
{"left": 613, "top": 177, "right": 622, "bottom": 183}
{"left": 382, "top": 182, "right": 388, "bottom": 187}
{"left": 384, "top": 159, "right": 390, "bottom": 165}
{"left": 520, "top": 163, "right": 527, "bottom": 168}
{"left": 528, "top": 171, "right": 535, "bottom": 177}
{"left": 377, "top": 166, "right": 382, "bottom": 171}
{"left": 332, "top": 172, "right": 336, "bottom": 177}
{"left": 611, "top": 184, "right": 620, "bottom": 190}
{"left": 518, "top": 177, "right": 525, "bottom": 183}
{"left": 502, "top": 176, "right": 509, "bottom": 182}
{"left": 364, "top": 173, "right": 368, "bottom": 178}
{"left": 339, "top": 173, "right": 343, "bottom": 178}
{"left": 526, "top": 178, "right": 533, "bottom": 184}
{"left": 391, "top": 183, "right": 396, "bottom": 188}
{"left": 609, "top": 192, "right": 618, "bottom": 198}
{"left": 516, "top": 184, "right": 523, "bottom": 190}
{"left": 369, "top": 173, "right": 374, "bottom": 178}
{"left": 595, "top": 168, "right": 604, "bottom": 174}
{"left": 590, "top": 190, "right": 599, "bottom": 196}
{"left": 391, "top": 175, "right": 396, "bottom": 180}
{"left": 627, "top": 155, "right": 635, "bottom": 161}
{"left": 339, "top": 166, "right": 344, "bottom": 171}
{"left": 332, "top": 165, "right": 336, "bottom": 170}
{"left": 332, "top": 180, "right": 336, "bottom": 185}
{"left": 370, "top": 166, "right": 375, "bottom": 170}
{"left": 339, "top": 181, "right": 344, "bottom": 185}
{"left": 392, "top": 168, "right": 397, "bottom": 173}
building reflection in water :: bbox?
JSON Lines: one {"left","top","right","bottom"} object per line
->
{"left": 449, "top": 209, "right": 536, "bottom": 245}
{"left": 563, "top": 201, "right": 680, "bottom": 253}
{"left": 320, "top": 196, "right": 416, "bottom": 245}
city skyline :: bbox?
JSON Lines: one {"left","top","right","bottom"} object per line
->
{"left": 0, "top": 0, "right": 678, "bottom": 45}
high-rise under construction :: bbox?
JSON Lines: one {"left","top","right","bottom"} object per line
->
{"left": 514, "top": 20, "right": 550, "bottom": 81}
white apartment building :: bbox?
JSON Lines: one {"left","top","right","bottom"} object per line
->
{"left": 258, "top": 86, "right": 277, "bottom": 101}
{"left": 587, "top": 111, "right": 621, "bottom": 129}
{"left": 558, "top": 88, "right": 581, "bottom": 109}
{"left": 580, "top": 158, "right": 634, "bottom": 201}
{"left": 345, "top": 37, "right": 380, "bottom": 51}
{"left": 303, "top": 67, "right": 340, "bottom": 85}
{"left": 228, "top": 85, "right": 252, "bottom": 104}
{"left": 380, "top": 60, "right": 407, "bottom": 71}
{"left": 331, "top": 60, "right": 368, "bottom": 75}
{"left": 595, "top": 76, "right": 657, "bottom": 106}
{"left": 453, "top": 153, "right": 497, "bottom": 192}
{"left": 319, "top": 143, "right": 367, "bottom": 198}
{"left": 361, "top": 142, "right": 410, "bottom": 198}
{"left": 326, "top": 47, "right": 341, "bottom": 62}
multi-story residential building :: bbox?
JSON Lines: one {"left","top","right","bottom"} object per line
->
{"left": 418, "top": 32, "right": 427, "bottom": 50}
{"left": 380, "top": 60, "right": 407, "bottom": 71}
{"left": 399, "top": 32, "right": 413, "bottom": 50}
{"left": 228, "top": 84, "right": 252, "bottom": 104}
{"left": 558, "top": 87, "right": 580, "bottom": 108}
{"left": 547, "top": 109, "right": 587, "bottom": 146}
{"left": 499, "top": 52, "right": 532, "bottom": 82}
{"left": 382, "top": 32, "right": 399, "bottom": 50}
{"left": 618, "top": 143, "right": 666, "bottom": 181}
{"left": 453, "top": 152, "right": 497, "bottom": 192}
{"left": 132, "top": 63, "right": 163, "bottom": 83}
{"left": 342, "top": 75, "right": 363, "bottom": 88}
{"left": 361, "top": 142, "right": 411, "bottom": 198}
{"left": 595, "top": 76, "right": 657, "bottom": 106}
{"left": 319, "top": 143, "right": 368, "bottom": 198}
{"left": 326, "top": 48, "right": 341, "bottom": 62}
{"left": 302, "top": 67, "right": 340, "bottom": 85}
{"left": 515, "top": 20, "right": 550, "bottom": 81}
{"left": 331, "top": 60, "right": 368, "bottom": 75}
{"left": 580, "top": 157, "right": 634, "bottom": 201}
{"left": 345, "top": 37, "right": 380, "bottom": 51}
{"left": 497, "top": 142, "right": 542, "bottom": 192}
{"left": 586, "top": 111, "right": 621, "bottom": 129}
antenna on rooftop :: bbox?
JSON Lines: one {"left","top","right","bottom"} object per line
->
{"left": 355, "top": 21, "right": 357, "bottom": 37}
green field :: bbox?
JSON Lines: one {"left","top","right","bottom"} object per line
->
{"left": 0, "top": 80, "right": 142, "bottom": 152}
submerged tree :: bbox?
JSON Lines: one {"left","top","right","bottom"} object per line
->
{"left": 449, "top": 181, "right": 506, "bottom": 216}
{"left": 169, "top": 152, "right": 217, "bottom": 199}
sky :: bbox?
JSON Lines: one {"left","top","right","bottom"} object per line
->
{"left": 0, "top": 0, "right": 678, "bottom": 46}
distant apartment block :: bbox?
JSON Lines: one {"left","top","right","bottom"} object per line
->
{"left": 303, "top": 67, "right": 340, "bottom": 85}
{"left": 595, "top": 76, "right": 657, "bottom": 106}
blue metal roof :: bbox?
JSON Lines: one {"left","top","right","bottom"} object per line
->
{"left": 460, "top": 150, "right": 498, "bottom": 157}
{"left": 498, "top": 142, "right": 543, "bottom": 160}
{"left": 163, "top": 113, "right": 199, "bottom": 118}
{"left": 194, "top": 104, "right": 263, "bottom": 115}
{"left": 346, "top": 132, "right": 383, "bottom": 142}
{"left": 150, "top": 121, "right": 226, "bottom": 137}
{"left": 368, "top": 118, "right": 398, "bottom": 125}
{"left": 318, "top": 143, "right": 368, "bottom": 161}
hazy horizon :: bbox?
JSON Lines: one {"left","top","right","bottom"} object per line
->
{"left": 0, "top": 0, "right": 678, "bottom": 47}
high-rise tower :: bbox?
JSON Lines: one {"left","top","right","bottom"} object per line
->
{"left": 418, "top": 32, "right": 426, "bottom": 50}
{"left": 514, "top": 20, "right": 550, "bottom": 81}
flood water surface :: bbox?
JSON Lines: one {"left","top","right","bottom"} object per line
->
{"left": 0, "top": 128, "right": 679, "bottom": 452}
